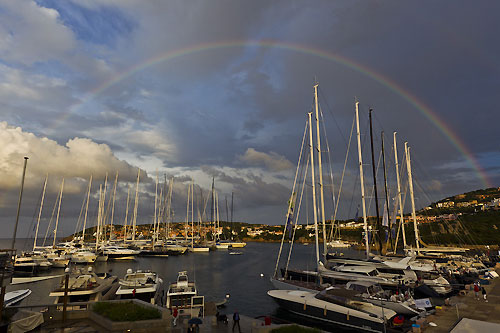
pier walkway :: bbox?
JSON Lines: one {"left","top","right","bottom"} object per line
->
{"left": 35, "top": 314, "right": 290, "bottom": 332}
{"left": 423, "top": 268, "right": 500, "bottom": 332}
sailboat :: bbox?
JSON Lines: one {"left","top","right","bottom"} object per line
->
{"left": 269, "top": 90, "right": 430, "bottom": 329}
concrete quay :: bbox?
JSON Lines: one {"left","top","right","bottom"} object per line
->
{"left": 421, "top": 268, "right": 500, "bottom": 332}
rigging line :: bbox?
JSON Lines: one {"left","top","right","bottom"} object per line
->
{"left": 23, "top": 181, "right": 45, "bottom": 251}
{"left": 409, "top": 152, "right": 477, "bottom": 246}
{"left": 285, "top": 152, "right": 310, "bottom": 273}
{"left": 318, "top": 105, "right": 338, "bottom": 241}
{"left": 329, "top": 114, "right": 355, "bottom": 242}
{"left": 274, "top": 120, "right": 308, "bottom": 278}
{"left": 318, "top": 86, "right": 348, "bottom": 147}
{"left": 42, "top": 190, "right": 60, "bottom": 247}
{"left": 73, "top": 187, "right": 88, "bottom": 237}
{"left": 366, "top": 148, "right": 384, "bottom": 219}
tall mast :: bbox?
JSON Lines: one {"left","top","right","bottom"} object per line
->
{"left": 132, "top": 169, "right": 140, "bottom": 241}
{"left": 369, "top": 109, "right": 382, "bottom": 253}
{"left": 53, "top": 178, "right": 64, "bottom": 248}
{"left": 123, "top": 185, "right": 131, "bottom": 241}
{"left": 211, "top": 177, "right": 214, "bottom": 224}
{"left": 313, "top": 84, "right": 327, "bottom": 259}
{"left": 82, "top": 175, "right": 92, "bottom": 244}
{"left": 96, "top": 184, "right": 102, "bottom": 251}
{"left": 166, "top": 178, "right": 173, "bottom": 239}
{"left": 381, "top": 131, "right": 391, "bottom": 251}
{"left": 405, "top": 142, "right": 420, "bottom": 254}
{"left": 101, "top": 173, "right": 108, "bottom": 243}
{"left": 393, "top": 132, "right": 407, "bottom": 249}
{"left": 355, "top": 102, "right": 370, "bottom": 259}
{"left": 110, "top": 171, "right": 118, "bottom": 241}
{"left": 191, "top": 181, "right": 194, "bottom": 248}
{"left": 215, "top": 191, "right": 220, "bottom": 241}
{"left": 34, "top": 174, "right": 48, "bottom": 250}
{"left": 185, "top": 182, "right": 190, "bottom": 244}
{"left": 308, "top": 112, "right": 320, "bottom": 266}
{"left": 230, "top": 192, "right": 234, "bottom": 239}
{"left": 153, "top": 171, "right": 158, "bottom": 246}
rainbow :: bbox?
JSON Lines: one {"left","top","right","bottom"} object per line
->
{"left": 66, "top": 40, "right": 493, "bottom": 188}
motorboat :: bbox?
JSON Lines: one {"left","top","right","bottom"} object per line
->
{"left": 70, "top": 250, "right": 97, "bottom": 264}
{"left": 101, "top": 246, "right": 140, "bottom": 260}
{"left": 326, "top": 256, "right": 452, "bottom": 296}
{"left": 326, "top": 240, "right": 351, "bottom": 248}
{"left": 226, "top": 241, "right": 246, "bottom": 248}
{"left": 268, "top": 287, "right": 398, "bottom": 332}
{"left": 49, "top": 267, "right": 118, "bottom": 309}
{"left": 14, "top": 256, "right": 52, "bottom": 275}
{"left": 166, "top": 271, "right": 198, "bottom": 312}
{"left": 345, "top": 281, "right": 424, "bottom": 316}
{"left": 116, "top": 269, "right": 164, "bottom": 305}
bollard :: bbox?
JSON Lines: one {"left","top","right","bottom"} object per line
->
{"left": 62, "top": 269, "right": 70, "bottom": 323}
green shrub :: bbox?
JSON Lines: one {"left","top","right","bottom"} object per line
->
{"left": 271, "top": 325, "right": 321, "bottom": 333}
{"left": 93, "top": 301, "right": 161, "bottom": 322}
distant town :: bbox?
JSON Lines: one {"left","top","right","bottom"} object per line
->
{"left": 71, "top": 187, "right": 500, "bottom": 246}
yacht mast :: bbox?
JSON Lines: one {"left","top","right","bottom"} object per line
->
{"left": 369, "top": 109, "right": 383, "bottom": 253}
{"left": 313, "top": 84, "right": 328, "bottom": 259}
{"left": 308, "top": 112, "right": 320, "bottom": 266}
{"left": 110, "top": 171, "right": 118, "bottom": 241}
{"left": 52, "top": 178, "right": 64, "bottom": 248}
{"left": 185, "top": 182, "right": 190, "bottom": 244}
{"left": 96, "top": 184, "right": 103, "bottom": 251}
{"left": 381, "top": 132, "right": 391, "bottom": 251}
{"left": 191, "top": 181, "right": 194, "bottom": 248}
{"left": 153, "top": 171, "right": 158, "bottom": 246}
{"left": 34, "top": 174, "right": 48, "bottom": 251}
{"left": 82, "top": 175, "right": 92, "bottom": 244}
{"left": 355, "top": 102, "right": 370, "bottom": 259}
{"left": 123, "top": 185, "right": 130, "bottom": 241}
{"left": 405, "top": 142, "right": 420, "bottom": 254}
{"left": 101, "top": 173, "right": 108, "bottom": 244}
{"left": 132, "top": 169, "right": 140, "bottom": 241}
{"left": 393, "top": 133, "right": 407, "bottom": 249}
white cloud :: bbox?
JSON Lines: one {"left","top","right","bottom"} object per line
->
{"left": 239, "top": 148, "right": 293, "bottom": 172}
{"left": 0, "top": 0, "right": 76, "bottom": 65}
{"left": 0, "top": 122, "right": 141, "bottom": 192}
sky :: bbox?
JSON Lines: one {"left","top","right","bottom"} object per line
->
{"left": 1, "top": 0, "right": 499, "bottom": 239}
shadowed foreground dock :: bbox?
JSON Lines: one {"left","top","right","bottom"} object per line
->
{"left": 422, "top": 268, "right": 500, "bottom": 332}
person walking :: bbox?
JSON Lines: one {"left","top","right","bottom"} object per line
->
{"left": 482, "top": 286, "right": 488, "bottom": 302}
{"left": 172, "top": 307, "right": 178, "bottom": 326}
{"left": 232, "top": 310, "right": 241, "bottom": 332}
{"left": 473, "top": 283, "right": 480, "bottom": 300}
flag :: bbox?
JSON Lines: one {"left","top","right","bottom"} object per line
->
{"left": 382, "top": 201, "right": 389, "bottom": 227}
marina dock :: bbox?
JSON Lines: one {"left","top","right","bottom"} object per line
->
{"left": 422, "top": 267, "right": 500, "bottom": 332}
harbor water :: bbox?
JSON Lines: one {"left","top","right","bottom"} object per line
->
{"left": 2, "top": 239, "right": 362, "bottom": 322}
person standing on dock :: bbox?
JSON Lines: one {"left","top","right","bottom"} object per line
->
{"left": 473, "top": 283, "right": 480, "bottom": 300}
{"left": 172, "top": 307, "right": 178, "bottom": 326}
{"left": 482, "top": 286, "right": 488, "bottom": 302}
{"left": 232, "top": 310, "right": 241, "bottom": 332}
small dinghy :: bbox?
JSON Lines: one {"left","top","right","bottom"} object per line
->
{"left": 5, "top": 289, "right": 32, "bottom": 307}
